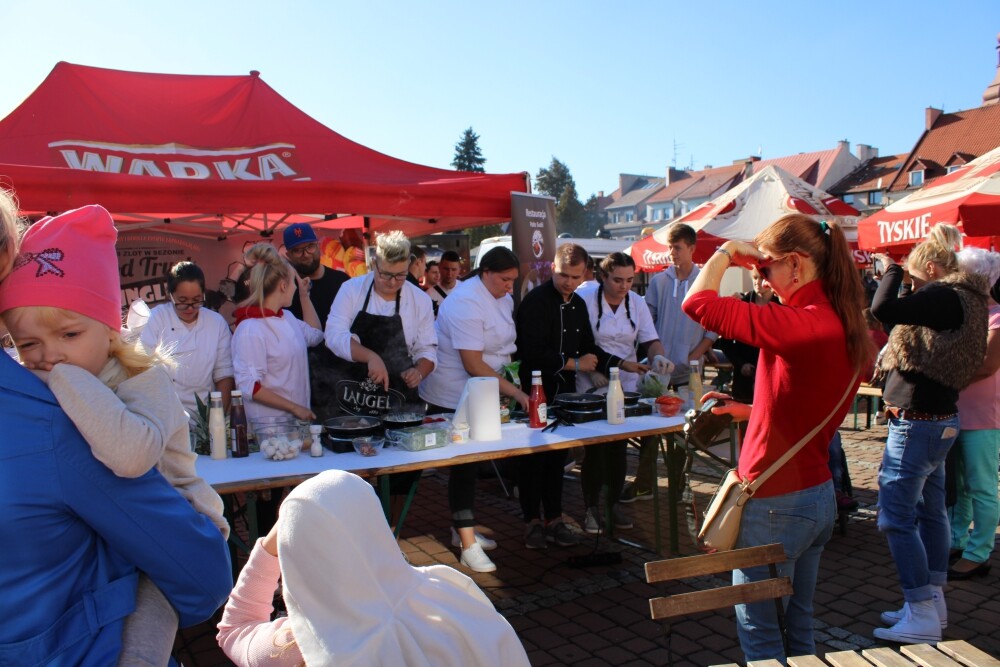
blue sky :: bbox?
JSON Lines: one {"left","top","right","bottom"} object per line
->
{"left": 2, "top": 1, "right": 998, "bottom": 199}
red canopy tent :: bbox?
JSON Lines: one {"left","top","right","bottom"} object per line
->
{"left": 857, "top": 144, "right": 1000, "bottom": 252}
{"left": 627, "top": 165, "right": 865, "bottom": 271}
{"left": 0, "top": 62, "right": 529, "bottom": 238}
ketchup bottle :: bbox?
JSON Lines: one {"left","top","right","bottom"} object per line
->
{"left": 528, "top": 370, "right": 548, "bottom": 428}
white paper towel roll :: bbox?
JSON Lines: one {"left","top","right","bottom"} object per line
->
{"left": 454, "top": 377, "right": 501, "bottom": 441}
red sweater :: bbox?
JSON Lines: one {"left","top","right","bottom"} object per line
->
{"left": 683, "top": 281, "right": 859, "bottom": 497}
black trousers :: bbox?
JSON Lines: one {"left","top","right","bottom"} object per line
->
{"left": 580, "top": 440, "right": 627, "bottom": 508}
{"left": 426, "top": 401, "right": 478, "bottom": 529}
{"left": 516, "top": 449, "right": 568, "bottom": 523}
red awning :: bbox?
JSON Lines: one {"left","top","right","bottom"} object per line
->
{"left": 858, "top": 145, "right": 1000, "bottom": 252}
{"left": 0, "top": 62, "right": 528, "bottom": 237}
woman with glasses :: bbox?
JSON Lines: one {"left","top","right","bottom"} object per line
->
{"left": 325, "top": 230, "right": 436, "bottom": 417}
{"left": 682, "top": 214, "right": 872, "bottom": 662}
{"left": 140, "top": 261, "right": 235, "bottom": 416}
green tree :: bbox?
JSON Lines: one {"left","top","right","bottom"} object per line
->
{"left": 556, "top": 183, "right": 587, "bottom": 236}
{"left": 452, "top": 127, "right": 486, "bottom": 172}
{"left": 535, "top": 157, "right": 574, "bottom": 201}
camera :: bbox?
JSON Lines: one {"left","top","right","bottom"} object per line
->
{"left": 684, "top": 398, "right": 733, "bottom": 449}
{"left": 873, "top": 258, "right": 885, "bottom": 277}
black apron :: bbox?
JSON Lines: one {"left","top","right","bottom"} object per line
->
{"left": 324, "top": 280, "right": 421, "bottom": 417}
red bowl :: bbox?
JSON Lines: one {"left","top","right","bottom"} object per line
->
{"left": 656, "top": 397, "right": 684, "bottom": 417}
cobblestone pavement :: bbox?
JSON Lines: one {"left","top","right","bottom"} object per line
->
{"left": 176, "top": 416, "right": 1000, "bottom": 666}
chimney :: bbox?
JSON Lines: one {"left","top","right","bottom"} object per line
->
{"left": 926, "top": 107, "right": 943, "bottom": 130}
{"left": 983, "top": 32, "right": 1000, "bottom": 105}
{"left": 597, "top": 190, "right": 604, "bottom": 198}
{"left": 743, "top": 159, "right": 755, "bottom": 180}
{"left": 857, "top": 144, "right": 878, "bottom": 162}
{"left": 838, "top": 139, "right": 850, "bottom": 153}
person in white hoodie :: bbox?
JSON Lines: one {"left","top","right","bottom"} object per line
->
{"left": 218, "top": 470, "right": 531, "bottom": 667}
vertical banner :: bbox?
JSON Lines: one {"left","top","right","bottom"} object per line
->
{"left": 510, "top": 192, "right": 557, "bottom": 310}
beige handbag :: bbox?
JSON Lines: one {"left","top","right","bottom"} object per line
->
{"left": 698, "top": 370, "right": 859, "bottom": 552}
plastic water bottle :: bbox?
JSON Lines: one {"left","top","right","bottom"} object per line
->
{"left": 528, "top": 370, "right": 547, "bottom": 429}
{"left": 689, "top": 360, "right": 704, "bottom": 410}
{"left": 208, "top": 392, "right": 227, "bottom": 460}
{"left": 606, "top": 367, "right": 625, "bottom": 425}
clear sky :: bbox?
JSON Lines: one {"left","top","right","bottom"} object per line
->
{"left": 2, "top": 1, "right": 998, "bottom": 200}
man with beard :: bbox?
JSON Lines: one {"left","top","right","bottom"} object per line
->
{"left": 284, "top": 223, "right": 348, "bottom": 326}
{"left": 283, "top": 223, "right": 349, "bottom": 422}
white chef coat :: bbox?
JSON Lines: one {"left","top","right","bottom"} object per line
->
{"left": 576, "top": 284, "right": 659, "bottom": 393}
{"left": 139, "top": 304, "right": 234, "bottom": 419}
{"left": 325, "top": 275, "right": 437, "bottom": 367}
{"left": 231, "top": 311, "right": 324, "bottom": 422}
{"left": 419, "top": 276, "right": 516, "bottom": 409}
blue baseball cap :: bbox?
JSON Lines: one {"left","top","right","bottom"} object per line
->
{"left": 283, "top": 223, "right": 318, "bottom": 249}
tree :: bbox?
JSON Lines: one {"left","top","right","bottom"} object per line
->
{"left": 535, "top": 157, "right": 574, "bottom": 201}
{"left": 452, "top": 127, "right": 486, "bottom": 173}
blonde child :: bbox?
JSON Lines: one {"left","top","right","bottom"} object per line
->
{"left": 0, "top": 204, "right": 229, "bottom": 667}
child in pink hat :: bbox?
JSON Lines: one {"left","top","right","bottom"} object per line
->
{"left": 0, "top": 204, "right": 229, "bottom": 666}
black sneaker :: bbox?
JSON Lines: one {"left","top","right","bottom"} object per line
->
{"left": 525, "top": 523, "right": 547, "bottom": 550}
{"left": 546, "top": 520, "right": 580, "bottom": 546}
{"left": 620, "top": 482, "right": 653, "bottom": 503}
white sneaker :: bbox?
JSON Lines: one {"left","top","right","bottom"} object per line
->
{"left": 880, "top": 586, "right": 947, "bottom": 629}
{"left": 583, "top": 507, "right": 603, "bottom": 535}
{"left": 873, "top": 599, "right": 942, "bottom": 643}
{"left": 460, "top": 543, "right": 497, "bottom": 573}
{"left": 450, "top": 527, "right": 497, "bottom": 551}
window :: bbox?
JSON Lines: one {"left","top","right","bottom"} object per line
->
{"left": 842, "top": 194, "right": 854, "bottom": 205}
{"left": 625, "top": 211, "right": 635, "bottom": 223}
{"left": 664, "top": 205, "right": 674, "bottom": 219}
{"left": 612, "top": 213, "right": 620, "bottom": 224}
{"left": 946, "top": 164, "right": 962, "bottom": 174}
{"left": 655, "top": 208, "right": 663, "bottom": 221}
{"left": 868, "top": 191, "right": 883, "bottom": 206}
{"left": 908, "top": 170, "right": 924, "bottom": 187}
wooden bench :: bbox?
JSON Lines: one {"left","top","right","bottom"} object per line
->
{"left": 852, "top": 383, "right": 883, "bottom": 430}
{"left": 709, "top": 640, "right": 1000, "bottom": 667}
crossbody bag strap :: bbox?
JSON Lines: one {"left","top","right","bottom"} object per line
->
{"left": 746, "top": 368, "right": 860, "bottom": 494}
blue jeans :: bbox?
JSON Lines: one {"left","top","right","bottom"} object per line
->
{"left": 734, "top": 479, "right": 835, "bottom": 662}
{"left": 948, "top": 428, "right": 1000, "bottom": 564}
{"left": 877, "top": 415, "right": 959, "bottom": 601}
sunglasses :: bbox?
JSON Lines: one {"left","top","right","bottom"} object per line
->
{"left": 756, "top": 255, "right": 790, "bottom": 281}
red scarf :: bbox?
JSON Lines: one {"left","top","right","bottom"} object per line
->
{"left": 232, "top": 306, "right": 284, "bottom": 328}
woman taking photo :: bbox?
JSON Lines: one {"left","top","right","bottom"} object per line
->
{"left": 682, "top": 214, "right": 871, "bottom": 662}
{"left": 576, "top": 252, "right": 665, "bottom": 534}
{"left": 871, "top": 225, "right": 988, "bottom": 642}
{"left": 140, "top": 261, "right": 235, "bottom": 418}
{"left": 419, "top": 247, "right": 528, "bottom": 573}
{"left": 232, "top": 244, "right": 324, "bottom": 423}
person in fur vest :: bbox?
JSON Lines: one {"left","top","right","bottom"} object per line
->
{"left": 870, "top": 223, "right": 989, "bottom": 644}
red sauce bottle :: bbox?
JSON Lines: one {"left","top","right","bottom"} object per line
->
{"left": 528, "top": 370, "right": 548, "bottom": 429}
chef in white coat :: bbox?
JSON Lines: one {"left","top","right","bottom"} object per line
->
{"left": 140, "top": 261, "right": 235, "bottom": 417}
{"left": 576, "top": 252, "right": 668, "bottom": 535}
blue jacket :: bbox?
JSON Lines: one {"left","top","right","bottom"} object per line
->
{"left": 0, "top": 353, "right": 232, "bottom": 666}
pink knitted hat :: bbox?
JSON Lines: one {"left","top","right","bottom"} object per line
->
{"left": 0, "top": 204, "right": 122, "bottom": 331}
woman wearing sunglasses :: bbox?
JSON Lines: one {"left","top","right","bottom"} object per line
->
{"left": 140, "top": 261, "right": 235, "bottom": 416}
{"left": 682, "top": 214, "right": 872, "bottom": 662}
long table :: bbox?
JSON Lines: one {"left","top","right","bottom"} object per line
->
{"left": 200, "top": 413, "right": 687, "bottom": 553}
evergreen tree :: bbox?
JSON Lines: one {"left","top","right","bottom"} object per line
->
{"left": 535, "top": 157, "right": 574, "bottom": 201}
{"left": 452, "top": 127, "right": 486, "bottom": 172}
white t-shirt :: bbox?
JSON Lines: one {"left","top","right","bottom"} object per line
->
{"left": 325, "top": 275, "right": 437, "bottom": 367}
{"left": 419, "top": 277, "right": 516, "bottom": 409}
{"left": 576, "top": 284, "right": 659, "bottom": 393}
{"left": 139, "top": 304, "right": 234, "bottom": 419}
{"left": 231, "top": 311, "right": 324, "bottom": 422}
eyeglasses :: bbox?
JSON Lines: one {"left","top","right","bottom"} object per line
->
{"left": 376, "top": 268, "right": 409, "bottom": 282}
{"left": 286, "top": 242, "right": 319, "bottom": 259}
{"left": 171, "top": 296, "right": 205, "bottom": 310}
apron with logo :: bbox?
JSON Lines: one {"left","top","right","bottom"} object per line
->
{"left": 325, "top": 281, "right": 420, "bottom": 417}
